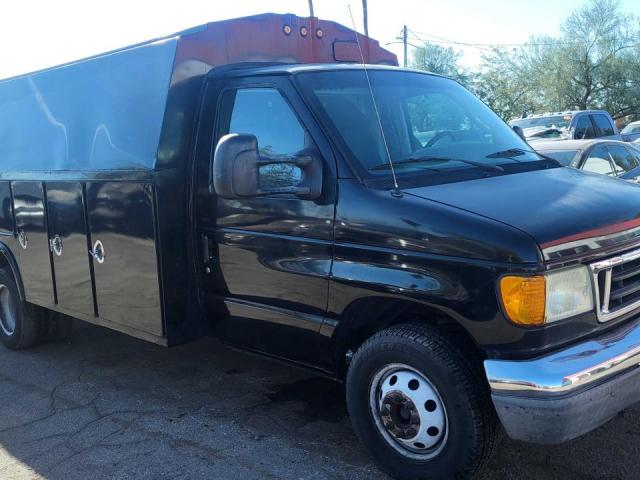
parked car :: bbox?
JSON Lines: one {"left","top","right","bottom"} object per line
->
{"left": 534, "top": 139, "right": 640, "bottom": 181}
{"left": 510, "top": 110, "right": 621, "bottom": 142}
{"left": 6, "top": 13, "right": 640, "bottom": 480}
{"left": 622, "top": 121, "right": 640, "bottom": 142}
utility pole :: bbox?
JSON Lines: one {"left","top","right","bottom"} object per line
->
{"left": 308, "top": 0, "right": 314, "bottom": 17}
{"left": 402, "top": 25, "right": 408, "bottom": 67}
{"left": 362, "top": 0, "right": 369, "bottom": 37}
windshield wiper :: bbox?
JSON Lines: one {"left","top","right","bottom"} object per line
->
{"left": 486, "top": 148, "right": 561, "bottom": 166}
{"left": 370, "top": 156, "right": 504, "bottom": 173}
{"left": 486, "top": 148, "right": 528, "bottom": 159}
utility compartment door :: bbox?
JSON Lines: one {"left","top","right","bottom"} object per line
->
{"left": 46, "top": 182, "right": 95, "bottom": 317}
{"left": 86, "top": 182, "right": 163, "bottom": 336}
{"left": 11, "top": 181, "right": 55, "bottom": 306}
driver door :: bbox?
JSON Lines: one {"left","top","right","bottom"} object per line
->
{"left": 195, "top": 75, "right": 336, "bottom": 365}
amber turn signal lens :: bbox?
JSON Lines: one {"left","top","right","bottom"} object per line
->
{"left": 499, "top": 276, "right": 546, "bottom": 326}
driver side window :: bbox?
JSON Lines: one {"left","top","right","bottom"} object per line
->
{"left": 220, "top": 87, "right": 309, "bottom": 190}
{"left": 225, "top": 88, "right": 306, "bottom": 156}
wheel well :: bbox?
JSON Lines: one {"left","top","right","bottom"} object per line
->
{"left": 0, "top": 250, "right": 9, "bottom": 268}
{"left": 334, "top": 297, "right": 485, "bottom": 378}
{"left": 0, "top": 246, "right": 24, "bottom": 300}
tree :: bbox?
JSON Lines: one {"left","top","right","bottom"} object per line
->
{"left": 477, "top": 0, "right": 640, "bottom": 120}
{"left": 557, "top": 0, "right": 639, "bottom": 112}
{"left": 410, "top": 42, "right": 473, "bottom": 86}
{"left": 476, "top": 38, "right": 559, "bottom": 120}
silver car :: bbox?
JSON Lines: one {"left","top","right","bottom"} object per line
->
{"left": 534, "top": 139, "right": 640, "bottom": 181}
{"left": 622, "top": 121, "right": 640, "bottom": 143}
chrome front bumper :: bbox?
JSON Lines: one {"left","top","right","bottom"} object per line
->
{"left": 484, "top": 317, "right": 640, "bottom": 444}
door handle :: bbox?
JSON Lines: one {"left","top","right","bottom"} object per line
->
{"left": 201, "top": 234, "right": 216, "bottom": 274}
{"left": 17, "top": 230, "right": 27, "bottom": 250}
{"left": 50, "top": 235, "right": 63, "bottom": 256}
{"left": 89, "top": 239, "right": 105, "bottom": 264}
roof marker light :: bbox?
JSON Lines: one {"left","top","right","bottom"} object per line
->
{"left": 283, "top": 25, "right": 292, "bottom": 35}
{"left": 316, "top": 28, "right": 324, "bottom": 39}
{"left": 300, "top": 26, "right": 308, "bottom": 37}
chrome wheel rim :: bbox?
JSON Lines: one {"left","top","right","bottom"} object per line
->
{"left": 0, "top": 284, "right": 16, "bottom": 336}
{"left": 369, "top": 363, "right": 448, "bottom": 459}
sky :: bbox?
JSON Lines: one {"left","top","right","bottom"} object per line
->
{"left": 1, "top": 0, "right": 639, "bottom": 79}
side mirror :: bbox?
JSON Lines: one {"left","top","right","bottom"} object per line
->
{"left": 212, "top": 133, "right": 322, "bottom": 200}
{"left": 512, "top": 125, "right": 526, "bottom": 141}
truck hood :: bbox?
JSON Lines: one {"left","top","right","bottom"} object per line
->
{"left": 403, "top": 167, "right": 640, "bottom": 259}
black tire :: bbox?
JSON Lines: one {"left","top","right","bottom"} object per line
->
{"left": 0, "top": 266, "right": 39, "bottom": 350}
{"left": 346, "top": 324, "right": 497, "bottom": 480}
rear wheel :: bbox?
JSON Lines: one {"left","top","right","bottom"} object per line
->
{"left": 346, "top": 324, "right": 497, "bottom": 480}
{"left": 0, "top": 266, "right": 39, "bottom": 350}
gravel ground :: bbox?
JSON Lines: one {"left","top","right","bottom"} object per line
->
{"left": 0, "top": 323, "right": 639, "bottom": 480}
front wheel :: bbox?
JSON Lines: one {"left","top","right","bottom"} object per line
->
{"left": 346, "top": 324, "right": 497, "bottom": 480}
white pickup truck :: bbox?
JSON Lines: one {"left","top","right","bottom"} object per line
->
{"left": 510, "top": 110, "right": 622, "bottom": 143}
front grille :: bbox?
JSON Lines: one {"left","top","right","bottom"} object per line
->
{"left": 591, "top": 248, "right": 640, "bottom": 322}
{"left": 609, "top": 257, "right": 640, "bottom": 310}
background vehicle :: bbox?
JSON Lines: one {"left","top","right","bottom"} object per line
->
{"left": 510, "top": 110, "right": 621, "bottom": 142}
{"left": 4, "top": 12, "right": 640, "bottom": 480}
{"left": 535, "top": 139, "right": 640, "bottom": 181}
{"left": 622, "top": 121, "right": 640, "bottom": 142}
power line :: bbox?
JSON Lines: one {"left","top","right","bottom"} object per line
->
{"left": 408, "top": 30, "right": 494, "bottom": 52}
{"left": 407, "top": 28, "right": 600, "bottom": 50}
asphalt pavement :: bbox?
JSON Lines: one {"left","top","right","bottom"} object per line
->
{"left": 0, "top": 323, "right": 638, "bottom": 480}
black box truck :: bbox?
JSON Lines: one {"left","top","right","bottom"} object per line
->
{"left": 2, "top": 12, "right": 640, "bottom": 480}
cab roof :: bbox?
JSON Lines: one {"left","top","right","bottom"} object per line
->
{"left": 207, "top": 62, "right": 438, "bottom": 79}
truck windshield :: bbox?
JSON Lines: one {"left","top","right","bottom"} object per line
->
{"left": 511, "top": 116, "right": 571, "bottom": 130}
{"left": 296, "top": 70, "right": 542, "bottom": 176}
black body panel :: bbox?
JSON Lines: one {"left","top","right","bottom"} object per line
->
{"left": 322, "top": 178, "right": 610, "bottom": 361}
{"left": 86, "top": 182, "right": 163, "bottom": 337}
{"left": 11, "top": 181, "right": 55, "bottom": 307}
{"left": 46, "top": 182, "right": 95, "bottom": 317}
{"left": 407, "top": 167, "right": 640, "bottom": 250}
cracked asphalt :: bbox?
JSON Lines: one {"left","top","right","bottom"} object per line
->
{"left": 1, "top": 324, "right": 639, "bottom": 480}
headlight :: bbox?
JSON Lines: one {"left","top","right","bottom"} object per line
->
{"left": 499, "top": 265, "right": 594, "bottom": 327}
{"left": 545, "top": 266, "right": 594, "bottom": 322}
